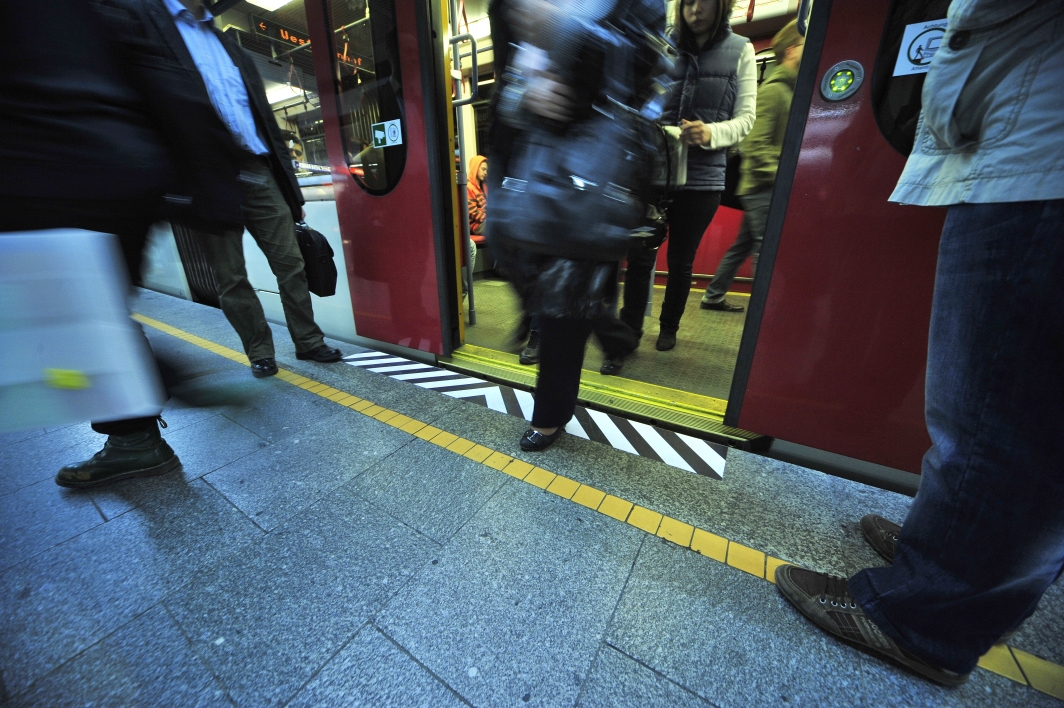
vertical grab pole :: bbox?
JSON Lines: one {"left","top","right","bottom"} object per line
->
{"left": 450, "top": 3, "right": 477, "bottom": 325}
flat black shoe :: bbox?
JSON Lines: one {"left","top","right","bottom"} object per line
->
{"left": 520, "top": 428, "right": 562, "bottom": 452}
{"left": 701, "top": 299, "right": 745, "bottom": 312}
{"left": 600, "top": 355, "right": 625, "bottom": 375}
{"left": 296, "top": 344, "right": 342, "bottom": 362}
{"left": 655, "top": 330, "right": 677, "bottom": 351}
{"left": 251, "top": 357, "right": 278, "bottom": 378}
{"left": 775, "top": 565, "right": 969, "bottom": 687}
{"left": 861, "top": 514, "right": 901, "bottom": 563}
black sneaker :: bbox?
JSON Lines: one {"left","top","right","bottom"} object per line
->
{"left": 56, "top": 428, "right": 180, "bottom": 489}
{"left": 775, "top": 565, "right": 969, "bottom": 687}
{"left": 600, "top": 355, "right": 625, "bottom": 375}
{"left": 861, "top": 514, "right": 901, "bottom": 563}
{"left": 519, "top": 330, "right": 540, "bottom": 365}
{"left": 701, "top": 299, "right": 745, "bottom": 312}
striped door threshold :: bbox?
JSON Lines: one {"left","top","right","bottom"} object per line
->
{"left": 343, "top": 350, "right": 728, "bottom": 479}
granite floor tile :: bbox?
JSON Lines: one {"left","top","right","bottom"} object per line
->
{"left": 179, "top": 368, "right": 347, "bottom": 444}
{"left": 376, "top": 482, "right": 645, "bottom": 708}
{"left": 90, "top": 414, "right": 268, "bottom": 520}
{"left": 0, "top": 477, "right": 262, "bottom": 693}
{"left": 286, "top": 624, "right": 468, "bottom": 708}
{"left": 8, "top": 605, "right": 229, "bottom": 707}
{"left": 854, "top": 650, "right": 1060, "bottom": 708}
{"left": 205, "top": 408, "right": 410, "bottom": 532}
{"left": 1011, "top": 576, "right": 1064, "bottom": 667}
{"left": 577, "top": 644, "right": 718, "bottom": 708}
{"left": 606, "top": 538, "right": 873, "bottom": 708}
{"left": 0, "top": 429, "right": 46, "bottom": 451}
{"left": 165, "top": 486, "right": 437, "bottom": 707}
{"left": 0, "top": 478, "right": 102, "bottom": 573}
{"left": 0, "top": 424, "right": 106, "bottom": 496}
{"left": 348, "top": 439, "right": 509, "bottom": 544}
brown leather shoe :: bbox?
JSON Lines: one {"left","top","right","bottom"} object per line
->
{"left": 775, "top": 565, "right": 969, "bottom": 687}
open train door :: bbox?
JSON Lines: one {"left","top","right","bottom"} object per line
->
{"left": 304, "top": 0, "right": 462, "bottom": 355}
{"left": 726, "top": 0, "right": 951, "bottom": 490}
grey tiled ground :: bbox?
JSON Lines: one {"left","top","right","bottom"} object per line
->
{"left": 1, "top": 292, "right": 1060, "bottom": 706}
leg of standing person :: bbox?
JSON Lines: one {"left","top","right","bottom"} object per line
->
{"left": 776, "top": 200, "right": 1064, "bottom": 684}
{"left": 520, "top": 315, "right": 541, "bottom": 365}
{"left": 238, "top": 155, "right": 338, "bottom": 363}
{"left": 701, "top": 188, "right": 772, "bottom": 312}
{"left": 521, "top": 316, "right": 594, "bottom": 451}
{"left": 657, "top": 191, "right": 722, "bottom": 350}
{"left": 618, "top": 241, "right": 657, "bottom": 338}
{"left": 193, "top": 221, "right": 278, "bottom": 375}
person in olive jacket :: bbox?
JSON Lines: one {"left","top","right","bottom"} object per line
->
{"left": 701, "top": 20, "right": 803, "bottom": 312}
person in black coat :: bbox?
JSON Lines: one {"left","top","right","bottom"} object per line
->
{"left": 0, "top": 0, "right": 181, "bottom": 488}
{"left": 94, "top": 0, "right": 341, "bottom": 379}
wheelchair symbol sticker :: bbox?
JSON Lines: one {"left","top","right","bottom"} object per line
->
{"left": 893, "top": 20, "right": 947, "bottom": 76}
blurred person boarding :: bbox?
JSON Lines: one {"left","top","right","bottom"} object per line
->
{"left": 93, "top": 0, "right": 342, "bottom": 380}
{"left": 487, "top": 0, "right": 671, "bottom": 452}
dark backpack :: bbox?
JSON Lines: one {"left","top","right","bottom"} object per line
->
{"left": 294, "top": 222, "right": 337, "bottom": 297}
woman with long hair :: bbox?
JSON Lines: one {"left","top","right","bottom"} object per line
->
{"left": 612, "top": 0, "right": 756, "bottom": 361}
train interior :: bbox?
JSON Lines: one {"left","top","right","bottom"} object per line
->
{"left": 450, "top": 1, "right": 791, "bottom": 439}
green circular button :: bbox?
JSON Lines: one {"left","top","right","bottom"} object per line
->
{"left": 830, "top": 70, "right": 855, "bottom": 93}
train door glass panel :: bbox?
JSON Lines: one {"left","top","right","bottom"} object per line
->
{"left": 323, "top": 0, "right": 407, "bottom": 194}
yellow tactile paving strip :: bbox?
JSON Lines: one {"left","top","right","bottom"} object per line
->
{"left": 133, "top": 313, "right": 1064, "bottom": 701}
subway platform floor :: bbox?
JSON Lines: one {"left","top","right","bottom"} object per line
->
{"left": 1, "top": 289, "right": 1061, "bottom": 707}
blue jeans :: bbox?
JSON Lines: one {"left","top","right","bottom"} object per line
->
{"left": 850, "top": 200, "right": 1064, "bottom": 674}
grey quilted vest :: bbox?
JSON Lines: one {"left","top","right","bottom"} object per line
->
{"left": 662, "top": 29, "right": 748, "bottom": 190}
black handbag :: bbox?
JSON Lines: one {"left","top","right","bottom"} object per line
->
{"left": 294, "top": 222, "right": 338, "bottom": 297}
{"left": 719, "top": 147, "right": 743, "bottom": 210}
{"left": 489, "top": 10, "right": 657, "bottom": 262}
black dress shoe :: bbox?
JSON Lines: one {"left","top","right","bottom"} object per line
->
{"left": 655, "top": 330, "right": 677, "bottom": 351}
{"left": 296, "top": 344, "right": 342, "bottom": 362}
{"left": 701, "top": 298, "right": 745, "bottom": 312}
{"left": 251, "top": 357, "right": 278, "bottom": 378}
{"left": 600, "top": 355, "right": 625, "bottom": 375}
{"left": 520, "top": 428, "right": 562, "bottom": 452}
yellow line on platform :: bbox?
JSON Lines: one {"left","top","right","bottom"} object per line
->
{"left": 134, "top": 312, "right": 1064, "bottom": 700}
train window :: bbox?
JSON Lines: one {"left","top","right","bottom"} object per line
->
{"left": 324, "top": 0, "right": 407, "bottom": 195}
{"left": 870, "top": 0, "right": 951, "bottom": 156}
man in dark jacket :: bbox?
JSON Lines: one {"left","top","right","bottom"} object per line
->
{"left": 98, "top": 0, "right": 341, "bottom": 378}
{"left": 0, "top": 0, "right": 180, "bottom": 488}
{"left": 700, "top": 20, "right": 803, "bottom": 312}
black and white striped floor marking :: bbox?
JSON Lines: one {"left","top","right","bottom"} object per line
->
{"left": 344, "top": 351, "right": 728, "bottom": 479}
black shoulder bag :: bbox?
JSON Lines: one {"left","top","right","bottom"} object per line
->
{"left": 294, "top": 222, "right": 338, "bottom": 297}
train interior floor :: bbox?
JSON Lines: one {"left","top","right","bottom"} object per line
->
{"left": 465, "top": 276, "right": 747, "bottom": 401}
{"left": 1, "top": 288, "right": 1062, "bottom": 707}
